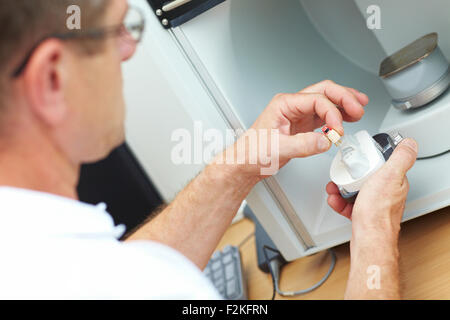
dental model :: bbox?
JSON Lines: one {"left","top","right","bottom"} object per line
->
{"left": 322, "top": 126, "right": 403, "bottom": 200}
{"left": 322, "top": 127, "right": 370, "bottom": 180}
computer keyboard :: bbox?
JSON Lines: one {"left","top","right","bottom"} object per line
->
{"left": 204, "top": 245, "right": 247, "bottom": 300}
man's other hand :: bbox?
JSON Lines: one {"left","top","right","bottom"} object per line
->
{"left": 326, "top": 138, "right": 418, "bottom": 240}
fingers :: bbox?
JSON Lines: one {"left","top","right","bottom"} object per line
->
{"left": 327, "top": 194, "right": 354, "bottom": 219}
{"left": 340, "top": 87, "right": 368, "bottom": 122}
{"left": 326, "top": 181, "right": 340, "bottom": 195}
{"left": 326, "top": 181, "right": 353, "bottom": 219}
{"left": 281, "top": 131, "right": 331, "bottom": 158}
{"left": 382, "top": 138, "right": 418, "bottom": 181}
{"left": 345, "top": 87, "right": 369, "bottom": 106}
{"left": 300, "top": 80, "right": 367, "bottom": 122}
{"left": 276, "top": 92, "right": 344, "bottom": 133}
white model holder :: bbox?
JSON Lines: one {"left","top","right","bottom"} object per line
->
{"left": 329, "top": 130, "right": 385, "bottom": 196}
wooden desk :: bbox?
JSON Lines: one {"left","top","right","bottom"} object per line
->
{"left": 216, "top": 206, "right": 450, "bottom": 299}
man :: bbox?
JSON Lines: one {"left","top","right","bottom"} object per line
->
{"left": 0, "top": 0, "right": 417, "bottom": 299}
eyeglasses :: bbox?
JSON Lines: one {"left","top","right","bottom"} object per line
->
{"left": 11, "top": 6, "right": 146, "bottom": 78}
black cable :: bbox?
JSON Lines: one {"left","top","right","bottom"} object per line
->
{"left": 238, "top": 232, "right": 255, "bottom": 249}
{"left": 416, "top": 148, "right": 450, "bottom": 160}
{"left": 263, "top": 245, "right": 337, "bottom": 298}
{"left": 262, "top": 245, "right": 278, "bottom": 300}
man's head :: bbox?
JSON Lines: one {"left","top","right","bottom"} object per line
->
{"left": 0, "top": 0, "right": 138, "bottom": 164}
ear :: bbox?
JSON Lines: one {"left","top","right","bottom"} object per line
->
{"left": 22, "top": 39, "right": 68, "bottom": 126}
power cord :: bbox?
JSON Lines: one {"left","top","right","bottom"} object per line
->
{"left": 263, "top": 246, "right": 336, "bottom": 300}
{"left": 416, "top": 148, "right": 450, "bottom": 160}
{"left": 238, "top": 232, "right": 255, "bottom": 249}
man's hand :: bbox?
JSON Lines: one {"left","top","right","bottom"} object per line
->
{"left": 326, "top": 138, "right": 418, "bottom": 239}
{"left": 128, "top": 80, "right": 369, "bottom": 270}
{"left": 227, "top": 80, "right": 368, "bottom": 178}
{"left": 326, "top": 138, "right": 418, "bottom": 299}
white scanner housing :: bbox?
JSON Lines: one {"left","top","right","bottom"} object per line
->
{"left": 124, "top": 0, "right": 450, "bottom": 261}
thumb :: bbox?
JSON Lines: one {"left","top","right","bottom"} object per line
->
{"left": 281, "top": 132, "right": 331, "bottom": 158}
{"left": 383, "top": 138, "right": 418, "bottom": 179}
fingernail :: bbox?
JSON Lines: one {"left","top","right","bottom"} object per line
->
{"left": 402, "top": 138, "right": 418, "bottom": 153}
{"left": 319, "top": 135, "right": 331, "bottom": 151}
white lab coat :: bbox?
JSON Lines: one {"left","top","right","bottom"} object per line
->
{"left": 0, "top": 187, "right": 220, "bottom": 299}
